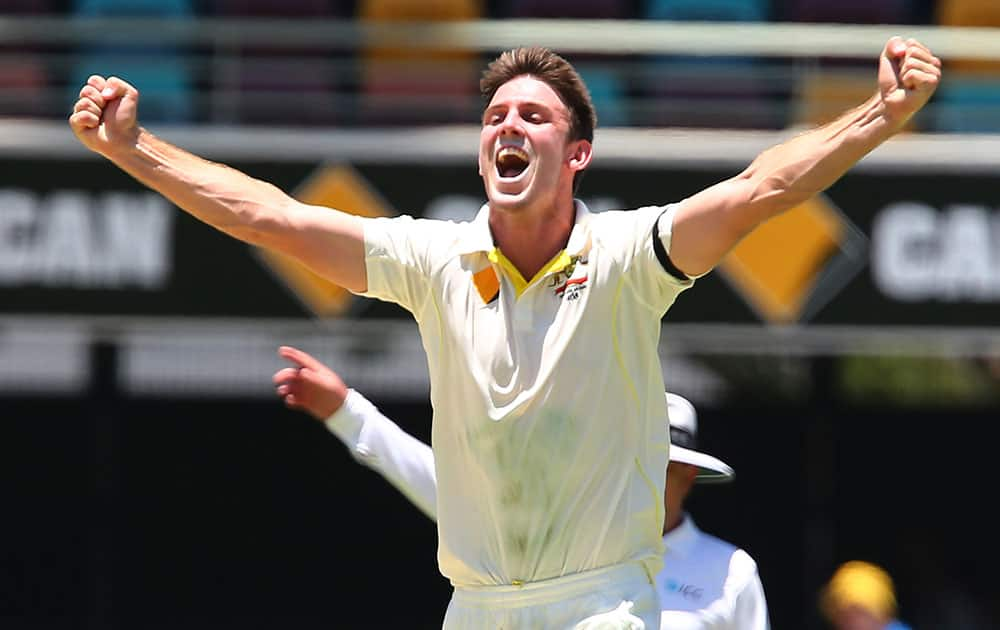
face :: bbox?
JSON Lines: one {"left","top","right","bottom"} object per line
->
{"left": 479, "top": 75, "right": 591, "bottom": 213}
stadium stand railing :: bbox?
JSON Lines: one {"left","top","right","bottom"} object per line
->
{"left": 2, "top": 12, "right": 1000, "bottom": 130}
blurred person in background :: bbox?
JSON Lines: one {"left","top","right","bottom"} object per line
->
{"left": 272, "top": 345, "right": 770, "bottom": 630}
{"left": 70, "top": 36, "right": 939, "bottom": 628}
{"left": 820, "top": 561, "right": 912, "bottom": 630}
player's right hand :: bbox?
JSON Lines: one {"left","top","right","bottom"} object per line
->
{"left": 68, "top": 75, "right": 140, "bottom": 156}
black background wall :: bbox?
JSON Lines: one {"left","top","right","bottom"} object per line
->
{"left": 4, "top": 389, "right": 998, "bottom": 629}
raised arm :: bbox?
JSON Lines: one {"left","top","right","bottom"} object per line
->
{"left": 668, "top": 37, "right": 941, "bottom": 277}
{"left": 69, "top": 75, "right": 366, "bottom": 292}
{"left": 273, "top": 346, "right": 438, "bottom": 520}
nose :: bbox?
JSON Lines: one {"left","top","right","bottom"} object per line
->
{"left": 498, "top": 108, "right": 524, "bottom": 138}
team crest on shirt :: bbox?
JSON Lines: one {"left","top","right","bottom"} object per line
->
{"left": 551, "top": 254, "right": 589, "bottom": 301}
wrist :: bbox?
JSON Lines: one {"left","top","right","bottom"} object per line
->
{"left": 874, "top": 95, "right": 914, "bottom": 137}
{"left": 105, "top": 125, "right": 145, "bottom": 162}
{"left": 323, "top": 388, "right": 363, "bottom": 431}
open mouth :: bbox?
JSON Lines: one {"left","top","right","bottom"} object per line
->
{"left": 496, "top": 146, "right": 530, "bottom": 179}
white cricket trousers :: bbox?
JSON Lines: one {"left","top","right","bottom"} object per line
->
{"left": 443, "top": 562, "right": 660, "bottom": 629}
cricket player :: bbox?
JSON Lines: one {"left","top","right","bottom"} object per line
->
{"left": 272, "top": 347, "right": 770, "bottom": 629}
{"left": 70, "top": 39, "right": 939, "bottom": 628}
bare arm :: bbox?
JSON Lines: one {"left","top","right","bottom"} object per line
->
{"left": 669, "top": 37, "right": 941, "bottom": 277}
{"left": 69, "top": 75, "right": 366, "bottom": 292}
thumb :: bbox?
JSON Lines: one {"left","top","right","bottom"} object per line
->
{"left": 879, "top": 37, "right": 905, "bottom": 93}
{"left": 884, "top": 36, "right": 906, "bottom": 60}
{"left": 101, "top": 76, "right": 136, "bottom": 102}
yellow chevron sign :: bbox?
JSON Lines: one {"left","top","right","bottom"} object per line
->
{"left": 258, "top": 165, "right": 393, "bottom": 316}
{"left": 719, "top": 194, "right": 864, "bottom": 324}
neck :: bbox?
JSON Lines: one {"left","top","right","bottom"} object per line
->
{"left": 489, "top": 192, "right": 576, "bottom": 280}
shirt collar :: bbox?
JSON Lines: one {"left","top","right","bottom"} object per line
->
{"left": 457, "top": 199, "right": 594, "bottom": 257}
{"left": 662, "top": 513, "right": 701, "bottom": 558}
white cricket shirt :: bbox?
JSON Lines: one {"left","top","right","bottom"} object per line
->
{"left": 658, "top": 516, "right": 770, "bottom": 630}
{"left": 325, "top": 391, "right": 770, "bottom": 629}
{"left": 359, "top": 201, "right": 692, "bottom": 587}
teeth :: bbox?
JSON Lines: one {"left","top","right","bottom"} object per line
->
{"left": 497, "top": 146, "right": 529, "bottom": 161}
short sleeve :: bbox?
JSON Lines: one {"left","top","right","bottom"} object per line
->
{"left": 625, "top": 204, "right": 695, "bottom": 313}
{"left": 356, "top": 215, "right": 443, "bottom": 314}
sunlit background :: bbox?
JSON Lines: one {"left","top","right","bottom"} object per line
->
{"left": 2, "top": 1, "right": 999, "bottom": 628}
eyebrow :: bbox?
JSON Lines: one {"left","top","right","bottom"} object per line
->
{"left": 482, "top": 100, "right": 556, "bottom": 119}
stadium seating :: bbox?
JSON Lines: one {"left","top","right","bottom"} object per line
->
{"left": 791, "top": 70, "right": 876, "bottom": 127}
{"left": 496, "top": 0, "right": 630, "bottom": 18}
{"left": 69, "top": 0, "right": 195, "bottom": 123}
{"left": 0, "top": 1, "right": 51, "bottom": 117}
{"left": 1, "top": 0, "right": 54, "bottom": 11}
{"left": 936, "top": 0, "right": 1000, "bottom": 70}
{"left": 73, "top": 0, "right": 194, "bottom": 15}
{"left": 577, "top": 66, "right": 629, "bottom": 127}
{"left": 205, "top": 1, "right": 351, "bottom": 125}
{"left": 782, "top": 1, "right": 922, "bottom": 130}
{"left": 780, "top": 0, "right": 915, "bottom": 24}
{"left": 207, "top": 0, "right": 351, "bottom": 16}
{"left": 931, "top": 79, "right": 1000, "bottom": 133}
{"left": 641, "top": 0, "right": 781, "bottom": 129}
{"left": 931, "top": 0, "right": 1000, "bottom": 132}
{"left": 357, "top": 0, "right": 484, "bottom": 125}
{"left": 643, "top": 0, "right": 766, "bottom": 21}
{"left": 936, "top": 0, "right": 1000, "bottom": 26}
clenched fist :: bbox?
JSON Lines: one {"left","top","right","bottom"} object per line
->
{"left": 68, "top": 74, "right": 141, "bottom": 156}
{"left": 878, "top": 36, "right": 942, "bottom": 130}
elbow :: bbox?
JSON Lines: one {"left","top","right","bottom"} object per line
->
{"left": 232, "top": 198, "right": 297, "bottom": 248}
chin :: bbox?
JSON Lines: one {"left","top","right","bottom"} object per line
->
{"left": 488, "top": 191, "right": 535, "bottom": 213}
{"left": 488, "top": 175, "right": 541, "bottom": 209}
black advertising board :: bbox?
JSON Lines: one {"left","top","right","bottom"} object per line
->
{"left": 2, "top": 156, "right": 998, "bottom": 327}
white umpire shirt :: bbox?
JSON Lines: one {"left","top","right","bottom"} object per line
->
{"left": 356, "top": 201, "right": 693, "bottom": 587}
{"left": 658, "top": 515, "right": 770, "bottom": 630}
{"left": 326, "top": 391, "right": 769, "bottom": 629}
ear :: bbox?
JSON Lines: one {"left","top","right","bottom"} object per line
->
{"left": 567, "top": 138, "right": 593, "bottom": 173}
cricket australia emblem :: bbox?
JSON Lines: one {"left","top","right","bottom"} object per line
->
{"left": 551, "top": 254, "right": 589, "bottom": 301}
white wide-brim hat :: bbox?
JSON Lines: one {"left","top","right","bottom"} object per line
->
{"left": 666, "top": 393, "right": 735, "bottom": 484}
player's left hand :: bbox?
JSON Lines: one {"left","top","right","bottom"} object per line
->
{"left": 273, "top": 346, "right": 349, "bottom": 421}
{"left": 878, "top": 36, "right": 941, "bottom": 130}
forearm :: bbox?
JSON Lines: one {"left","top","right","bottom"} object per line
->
{"left": 742, "top": 94, "right": 893, "bottom": 221}
{"left": 670, "top": 95, "right": 898, "bottom": 276}
{"left": 108, "top": 127, "right": 296, "bottom": 247}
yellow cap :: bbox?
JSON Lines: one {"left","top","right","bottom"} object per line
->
{"left": 820, "top": 561, "right": 897, "bottom": 622}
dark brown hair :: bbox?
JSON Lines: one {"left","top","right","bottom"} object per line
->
{"left": 481, "top": 47, "right": 596, "bottom": 192}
